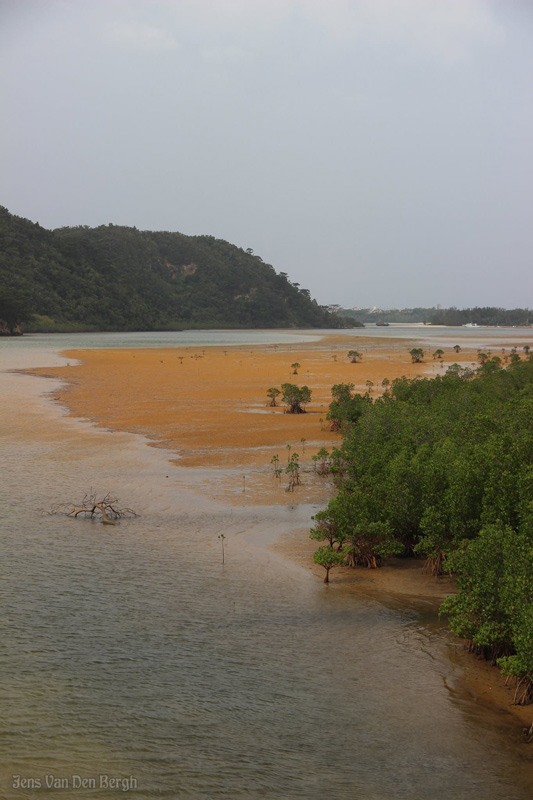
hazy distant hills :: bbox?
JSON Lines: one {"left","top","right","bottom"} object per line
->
{"left": 0, "top": 206, "right": 355, "bottom": 332}
{"left": 340, "top": 306, "right": 532, "bottom": 327}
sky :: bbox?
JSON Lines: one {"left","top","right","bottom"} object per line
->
{"left": 1, "top": 0, "right": 532, "bottom": 309}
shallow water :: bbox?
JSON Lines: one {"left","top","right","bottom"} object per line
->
{"left": 1, "top": 333, "right": 532, "bottom": 799}
{"left": 3, "top": 323, "right": 532, "bottom": 357}
{"left": 0, "top": 329, "right": 322, "bottom": 357}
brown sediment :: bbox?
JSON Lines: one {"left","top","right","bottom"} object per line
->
{"left": 272, "top": 531, "right": 453, "bottom": 601}
{"left": 447, "top": 643, "right": 533, "bottom": 735}
{"left": 27, "top": 332, "right": 533, "bottom": 734}
{"left": 27, "top": 333, "right": 480, "bottom": 502}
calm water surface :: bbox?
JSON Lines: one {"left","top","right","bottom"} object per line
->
{"left": 1, "top": 331, "right": 532, "bottom": 799}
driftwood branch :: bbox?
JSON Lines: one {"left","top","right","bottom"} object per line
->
{"left": 50, "top": 491, "right": 138, "bottom": 525}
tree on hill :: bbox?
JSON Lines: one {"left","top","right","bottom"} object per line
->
{"left": 0, "top": 205, "right": 355, "bottom": 332}
{"left": 0, "top": 290, "right": 33, "bottom": 335}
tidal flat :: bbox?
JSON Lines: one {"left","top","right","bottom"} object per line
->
{"left": 2, "top": 329, "right": 533, "bottom": 799}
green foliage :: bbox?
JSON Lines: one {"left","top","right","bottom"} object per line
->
{"left": 313, "top": 545, "right": 346, "bottom": 583}
{"left": 338, "top": 306, "right": 532, "bottom": 326}
{"left": 441, "top": 511, "right": 533, "bottom": 701}
{"left": 311, "top": 448, "right": 331, "bottom": 475}
{"left": 270, "top": 454, "right": 282, "bottom": 479}
{"left": 266, "top": 387, "right": 281, "bottom": 406}
{"left": 0, "top": 288, "right": 33, "bottom": 334}
{"left": 280, "top": 383, "right": 311, "bottom": 414}
{"left": 326, "top": 493, "right": 403, "bottom": 568}
{"left": 331, "top": 383, "right": 355, "bottom": 402}
{"left": 313, "top": 356, "right": 533, "bottom": 701}
{"left": 441, "top": 522, "right": 533, "bottom": 704}
{"left": 410, "top": 347, "right": 424, "bottom": 363}
{"left": 327, "top": 386, "right": 370, "bottom": 432}
{"left": 339, "top": 307, "right": 435, "bottom": 324}
{"left": 413, "top": 506, "right": 453, "bottom": 576}
{"left": 310, "top": 508, "right": 344, "bottom": 548}
{"left": 285, "top": 452, "right": 301, "bottom": 491}
{"left": 430, "top": 306, "right": 532, "bottom": 326}
{"left": 347, "top": 350, "right": 361, "bottom": 363}
{"left": 0, "top": 206, "right": 351, "bottom": 332}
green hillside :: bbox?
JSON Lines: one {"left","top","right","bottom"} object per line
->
{"left": 0, "top": 206, "right": 352, "bottom": 333}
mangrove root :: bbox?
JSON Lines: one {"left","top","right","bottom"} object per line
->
{"left": 513, "top": 677, "right": 533, "bottom": 706}
{"left": 522, "top": 723, "right": 533, "bottom": 743}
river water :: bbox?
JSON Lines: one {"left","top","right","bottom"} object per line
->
{"left": 1, "top": 329, "right": 532, "bottom": 799}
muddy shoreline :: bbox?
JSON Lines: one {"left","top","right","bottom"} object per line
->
{"left": 26, "top": 332, "right": 533, "bottom": 737}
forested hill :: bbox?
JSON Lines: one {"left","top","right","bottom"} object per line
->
{"left": 0, "top": 206, "right": 351, "bottom": 332}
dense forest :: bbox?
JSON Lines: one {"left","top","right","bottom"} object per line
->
{"left": 0, "top": 206, "right": 353, "bottom": 333}
{"left": 340, "top": 306, "right": 532, "bottom": 326}
{"left": 311, "top": 353, "right": 533, "bottom": 716}
{"left": 429, "top": 307, "right": 532, "bottom": 326}
{"left": 338, "top": 307, "right": 435, "bottom": 323}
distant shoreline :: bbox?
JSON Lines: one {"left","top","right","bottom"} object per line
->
{"left": 10, "top": 320, "right": 532, "bottom": 336}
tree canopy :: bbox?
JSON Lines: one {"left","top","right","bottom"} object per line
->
{"left": 0, "top": 206, "right": 354, "bottom": 332}
{"left": 0, "top": 288, "right": 33, "bottom": 334}
{"left": 310, "top": 353, "right": 533, "bottom": 705}
{"left": 338, "top": 306, "right": 532, "bottom": 326}
{"left": 281, "top": 383, "right": 311, "bottom": 414}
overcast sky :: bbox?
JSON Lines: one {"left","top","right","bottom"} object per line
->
{"left": 1, "top": 0, "right": 532, "bottom": 308}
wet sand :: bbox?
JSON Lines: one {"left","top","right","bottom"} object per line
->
{"left": 28, "top": 332, "right": 533, "bottom": 734}
{"left": 31, "top": 333, "right": 478, "bottom": 499}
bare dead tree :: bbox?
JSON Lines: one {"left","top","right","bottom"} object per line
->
{"left": 50, "top": 491, "right": 138, "bottom": 525}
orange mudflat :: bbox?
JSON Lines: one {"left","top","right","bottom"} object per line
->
{"left": 29, "top": 333, "right": 478, "bottom": 502}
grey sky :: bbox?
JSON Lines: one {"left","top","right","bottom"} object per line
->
{"left": 1, "top": 0, "right": 532, "bottom": 308}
